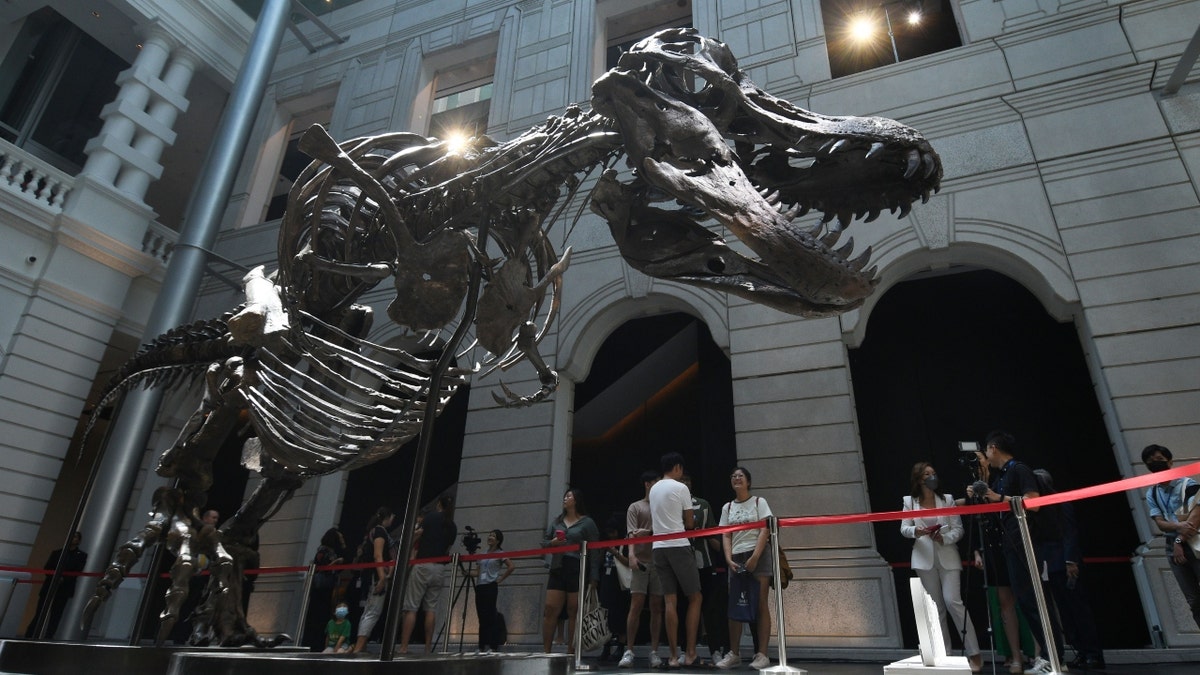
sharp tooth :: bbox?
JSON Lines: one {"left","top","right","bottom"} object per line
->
{"left": 781, "top": 205, "right": 800, "bottom": 219}
{"left": 836, "top": 237, "right": 855, "bottom": 257}
{"left": 855, "top": 208, "right": 867, "bottom": 220}
{"left": 865, "top": 142, "right": 885, "bottom": 160}
{"left": 921, "top": 189, "right": 931, "bottom": 204}
{"left": 903, "top": 149, "right": 920, "bottom": 179}
{"left": 764, "top": 190, "right": 780, "bottom": 204}
{"left": 820, "top": 210, "right": 836, "bottom": 224}
{"left": 863, "top": 265, "right": 878, "bottom": 279}
{"left": 837, "top": 210, "right": 852, "bottom": 228}
{"left": 898, "top": 200, "right": 912, "bottom": 218}
{"left": 797, "top": 202, "right": 811, "bottom": 217}
{"left": 864, "top": 207, "right": 881, "bottom": 223}
{"left": 829, "top": 139, "right": 848, "bottom": 155}
{"left": 850, "top": 246, "right": 873, "bottom": 271}
{"left": 821, "top": 230, "right": 840, "bottom": 247}
{"left": 806, "top": 222, "right": 823, "bottom": 237}
{"left": 922, "top": 153, "right": 936, "bottom": 178}
{"left": 819, "top": 139, "right": 837, "bottom": 155}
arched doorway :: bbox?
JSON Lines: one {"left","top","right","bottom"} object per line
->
{"left": 570, "top": 312, "right": 736, "bottom": 533}
{"left": 848, "top": 268, "right": 1145, "bottom": 649}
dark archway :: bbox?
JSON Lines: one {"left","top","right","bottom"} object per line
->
{"left": 571, "top": 312, "right": 737, "bottom": 532}
{"left": 848, "top": 268, "right": 1145, "bottom": 649}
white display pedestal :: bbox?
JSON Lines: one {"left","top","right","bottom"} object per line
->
{"left": 884, "top": 579, "right": 970, "bottom": 675}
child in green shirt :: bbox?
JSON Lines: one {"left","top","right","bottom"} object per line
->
{"left": 324, "top": 602, "right": 352, "bottom": 653}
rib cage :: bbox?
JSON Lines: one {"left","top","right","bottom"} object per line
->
{"left": 243, "top": 311, "right": 469, "bottom": 476}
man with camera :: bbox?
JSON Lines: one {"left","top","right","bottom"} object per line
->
{"left": 968, "top": 431, "right": 1063, "bottom": 675}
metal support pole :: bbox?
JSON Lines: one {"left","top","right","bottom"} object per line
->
{"left": 442, "top": 554, "right": 459, "bottom": 654}
{"left": 764, "top": 516, "right": 805, "bottom": 674}
{"left": 1012, "top": 497, "right": 1064, "bottom": 674}
{"left": 380, "top": 220, "right": 490, "bottom": 661}
{"left": 883, "top": 6, "right": 900, "bottom": 63}
{"left": 60, "top": 0, "right": 292, "bottom": 641}
{"left": 573, "top": 540, "right": 594, "bottom": 671}
{"left": 293, "top": 563, "right": 317, "bottom": 648}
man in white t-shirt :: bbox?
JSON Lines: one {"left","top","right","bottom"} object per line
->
{"left": 649, "top": 452, "right": 702, "bottom": 667}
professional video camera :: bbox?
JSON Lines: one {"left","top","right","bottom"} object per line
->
{"left": 461, "top": 526, "right": 481, "bottom": 554}
{"left": 958, "top": 441, "right": 991, "bottom": 501}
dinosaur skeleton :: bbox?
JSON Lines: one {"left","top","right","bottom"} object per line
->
{"left": 81, "top": 29, "right": 940, "bottom": 646}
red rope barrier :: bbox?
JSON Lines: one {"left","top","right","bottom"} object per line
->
{"left": 4, "top": 461, "right": 1194, "bottom": 582}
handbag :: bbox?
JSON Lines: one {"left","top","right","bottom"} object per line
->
{"left": 728, "top": 567, "right": 758, "bottom": 622}
{"left": 613, "top": 557, "right": 632, "bottom": 591}
{"left": 777, "top": 547, "right": 793, "bottom": 589}
{"left": 579, "top": 585, "right": 611, "bottom": 652}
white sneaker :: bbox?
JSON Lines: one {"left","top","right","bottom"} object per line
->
{"left": 618, "top": 650, "right": 635, "bottom": 668}
{"left": 711, "top": 648, "right": 723, "bottom": 663}
{"left": 749, "top": 652, "right": 771, "bottom": 669}
{"left": 648, "top": 651, "right": 663, "bottom": 668}
{"left": 716, "top": 652, "right": 741, "bottom": 670}
{"left": 1024, "top": 657, "right": 1053, "bottom": 675}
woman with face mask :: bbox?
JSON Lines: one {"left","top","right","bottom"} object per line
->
{"left": 902, "top": 462, "right": 982, "bottom": 673}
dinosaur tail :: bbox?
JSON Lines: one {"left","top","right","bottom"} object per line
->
{"left": 83, "top": 316, "right": 250, "bottom": 442}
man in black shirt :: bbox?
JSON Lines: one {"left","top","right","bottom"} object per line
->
{"left": 974, "top": 431, "right": 1064, "bottom": 675}
{"left": 25, "top": 531, "right": 87, "bottom": 639}
{"left": 398, "top": 495, "right": 456, "bottom": 654}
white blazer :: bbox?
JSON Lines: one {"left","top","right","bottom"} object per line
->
{"left": 901, "top": 494, "right": 965, "bottom": 571}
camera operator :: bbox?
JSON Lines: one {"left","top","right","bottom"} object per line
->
{"left": 968, "top": 431, "right": 1064, "bottom": 675}
{"left": 962, "top": 448, "right": 1026, "bottom": 673}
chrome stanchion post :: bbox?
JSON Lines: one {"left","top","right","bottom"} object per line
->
{"left": 574, "top": 541, "right": 596, "bottom": 671}
{"left": 442, "top": 553, "right": 459, "bottom": 654}
{"left": 764, "top": 516, "right": 805, "bottom": 674}
{"left": 1012, "top": 497, "right": 1063, "bottom": 674}
{"left": 294, "top": 563, "right": 317, "bottom": 648}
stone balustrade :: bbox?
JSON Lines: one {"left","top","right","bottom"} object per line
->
{"left": 0, "top": 141, "right": 73, "bottom": 212}
{"left": 142, "top": 220, "right": 177, "bottom": 263}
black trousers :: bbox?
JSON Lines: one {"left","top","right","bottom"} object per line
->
{"left": 474, "top": 581, "right": 500, "bottom": 649}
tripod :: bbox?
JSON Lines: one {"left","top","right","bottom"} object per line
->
{"left": 436, "top": 556, "right": 476, "bottom": 652}
{"left": 963, "top": 495, "right": 1001, "bottom": 675}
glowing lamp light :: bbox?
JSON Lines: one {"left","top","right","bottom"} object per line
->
{"left": 849, "top": 15, "right": 878, "bottom": 43}
{"left": 444, "top": 131, "right": 470, "bottom": 154}
{"left": 907, "top": 10, "right": 922, "bottom": 25}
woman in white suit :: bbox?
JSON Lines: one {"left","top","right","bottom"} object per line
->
{"left": 902, "top": 461, "right": 982, "bottom": 673}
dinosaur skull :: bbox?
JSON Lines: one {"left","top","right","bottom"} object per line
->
{"left": 590, "top": 28, "right": 942, "bottom": 315}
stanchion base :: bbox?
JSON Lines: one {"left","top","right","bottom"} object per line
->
{"left": 0, "top": 639, "right": 306, "bottom": 675}
{"left": 760, "top": 664, "right": 807, "bottom": 675}
{"left": 883, "top": 654, "right": 970, "bottom": 674}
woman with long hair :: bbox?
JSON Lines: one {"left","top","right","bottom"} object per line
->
{"left": 475, "top": 529, "right": 514, "bottom": 652}
{"left": 903, "top": 461, "right": 982, "bottom": 673}
{"left": 717, "top": 466, "right": 774, "bottom": 671}
{"left": 352, "top": 506, "right": 395, "bottom": 654}
{"left": 541, "top": 487, "right": 600, "bottom": 653}
{"left": 304, "top": 527, "right": 345, "bottom": 651}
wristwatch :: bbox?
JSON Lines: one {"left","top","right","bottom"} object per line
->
{"left": 1175, "top": 536, "right": 1184, "bottom": 545}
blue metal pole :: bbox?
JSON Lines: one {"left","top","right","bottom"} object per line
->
{"left": 59, "top": 0, "right": 293, "bottom": 641}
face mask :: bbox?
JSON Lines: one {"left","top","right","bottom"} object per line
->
{"left": 923, "top": 475, "right": 939, "bottom": 491}
{"left": 335, "top": 607, "right": 349, "bottom": 619}
{"left": 1146, "top": 459, "right": 1169, "bottom": 473}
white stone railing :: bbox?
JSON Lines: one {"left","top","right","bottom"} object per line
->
{"left": 142, "top": 220, "right": 178, "bottom": 263}
{"left": 0, "top": 140, "right": 73, "bottom": 212}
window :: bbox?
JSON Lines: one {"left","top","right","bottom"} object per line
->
{"left": 264, "top": 107, "right": 332, "bottom": 222}
{"left": 0, "top": 8, "right": 128, "bottom": 172}
{"left": 428, "top": 57, "right": 495, "bottom": 140}
{"left": 604, "top": 1, "right": 692, "bottom": 70}
{"left": 822, "top": 0, "right": 963, "bottom": 78}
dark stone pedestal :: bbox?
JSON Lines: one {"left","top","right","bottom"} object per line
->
{"left": 0, "top": 641, "right": 570, "bottom": 675}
